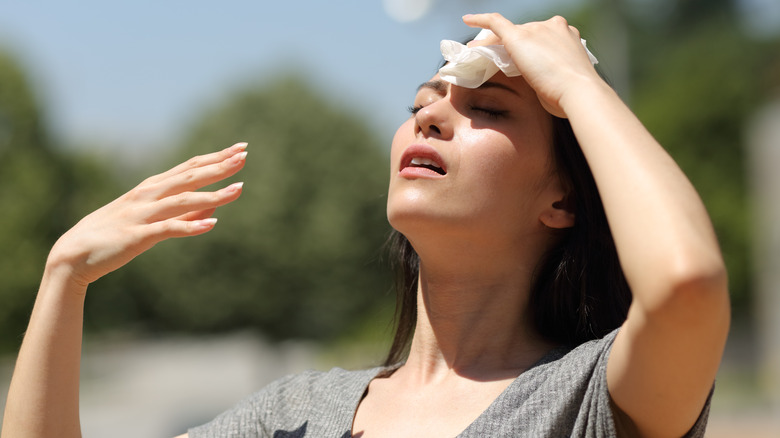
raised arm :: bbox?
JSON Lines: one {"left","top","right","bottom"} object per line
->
{"left": 464, "top": 14, "right": 730, "bottom": 437}
{"left": 1, "top": 142, "right": 247, "bottom": 438}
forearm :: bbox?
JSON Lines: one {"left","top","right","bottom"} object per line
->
{"left": 1, "top": 143, "right": 245, "bottom": 438}
{"left": 561, "top": 78, "right": 727, "bottom": 311}
{"left": 2, "top": 262, "right": 87, "bottom": 438}
{"left": 564, "top": 79, "right": 731, "bottom": 435}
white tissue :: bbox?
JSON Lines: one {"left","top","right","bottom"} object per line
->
{"left": 438, "top": 29, "right": 599, "bottom": 89}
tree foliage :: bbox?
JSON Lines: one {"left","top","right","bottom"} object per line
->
{"left": 95, "top": 75, "right": 394, "bottom": 340}
{"left": 0, "top": 50, "right": 121, "bottom": 351}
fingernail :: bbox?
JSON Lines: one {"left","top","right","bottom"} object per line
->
{"left": 462, "top": 14, "right": 473, "bottom": 20}
{"left": 232, "top": 142, "right": 248, "bottom": 151}
{"left": 232, "top": 151, "right": 248, "bottom": 164}
{"left": 197, "top": 218, "right": 218, "bottom": 228}
{"left": 227, "top": 182, "right": 244, "bottom": 192}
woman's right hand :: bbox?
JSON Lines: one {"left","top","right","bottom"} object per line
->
{"left": 47, "top": 142, "right": 247, "bottom": 288}
{"left": 1, "top": 143, "right": 247, "bottom": 438}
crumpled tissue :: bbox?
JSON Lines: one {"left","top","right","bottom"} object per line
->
{"left": 438, "top": 29, "right": 599, "bottom": 89}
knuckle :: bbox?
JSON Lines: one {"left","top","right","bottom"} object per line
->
{"left": 172, "top": 192, "right": 190, "bottom": 207}
{"left": 126, "top": 184, "right": 151, "bottom": 201}
{"left": 552, "top": 15, "right": 568, "bottom": 26}
{"left": 181, "top": 169, "right": 198, "bottom": 185}
{"left": 139, "top": 175, "right": 155, "bottom": 186}
{"left": 185, "top": 155, "right": 206, "bottom": 168}
{"left": 158, "top": 220, "right": 175, "bottom": 234}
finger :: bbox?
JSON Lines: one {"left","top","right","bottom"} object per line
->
{"left": 162, "top": 151, "right": 247, "bottom": 197}
{"left": 159, "top": 142, "right": 247, "bottom": 181}
{"left": 462, "top": 13, "right": 518, "bottom": 42}
{"left": 145, "top": 142, "right": 248, "bottom": 186}
{"left": 136, "top": 150, "right": 247, "bottom": 201}
{"left": 142, "top": 217, "right": 220, "bottom": 243}
{"left": 175, "top": 207, "right": 217, "bottom": 222}
{"left": 546, "top": 16, "right": 584, "bottom": 43}
{"left": 466, "top": 33, "right": 499, "bottom": 47}
{"left": 146, "top": 182, "right": 244, "bottom": 223}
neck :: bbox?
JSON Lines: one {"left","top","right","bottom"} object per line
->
{"left": 401, "top": 235, "right": 556, "bottom": 384}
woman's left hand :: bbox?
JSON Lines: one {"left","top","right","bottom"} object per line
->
{"left": 462, "top": 13, "right": 604, "bottom": 118}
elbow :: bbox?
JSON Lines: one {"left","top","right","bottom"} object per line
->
{"left": 674, "top": 263, "right": 730, "bottom": 315}
{"left": 642, "top": 253, "right": 731, "bottom": 330}
{"left": 672, "top": 252, "right": 728, "bottom": 298}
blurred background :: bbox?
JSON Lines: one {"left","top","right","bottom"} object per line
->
{"left": 0, "top": 0, "right": 779, "bottom": 436}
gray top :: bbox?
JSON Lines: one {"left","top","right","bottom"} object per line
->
{"left": 189, "top": 329, "right": 711, "bottom": 437}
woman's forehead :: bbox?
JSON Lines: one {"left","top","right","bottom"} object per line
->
{"left": 421, "top": 72, "right": 536, "bottom": 98}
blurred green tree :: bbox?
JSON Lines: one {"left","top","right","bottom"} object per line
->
{"left": 108, "top": 75, "right": 394, "bottom": 340}
{"left": 0, "top": 49, "right": 121, "bottom": 351}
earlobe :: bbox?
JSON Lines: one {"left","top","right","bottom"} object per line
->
{"left": 540, "top": 197, "right": 576, "bottom": 229}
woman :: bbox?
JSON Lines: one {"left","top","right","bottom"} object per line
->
{"left": 2, "top": 13, "right": 729, "bottom": 438}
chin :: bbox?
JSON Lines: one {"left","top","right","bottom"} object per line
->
{"left": 386, "top": 202, "right": 423, "bottom": 236}
{"left": 387, "top": 202, "right": 469, "bottom": 245}
{"left": 388, "top": 201, "right": 438, "bottom": 237}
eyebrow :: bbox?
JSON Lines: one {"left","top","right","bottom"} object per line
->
{"left": 416, "top": 79, "right": 520, "bottom": 96}
{"left": 478, "top": 81, "right": 521, "bottom": 96}
{"left": 417, "top": 80, "right": 448, "bottom": 92}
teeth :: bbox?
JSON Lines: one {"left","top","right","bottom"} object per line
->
{"left": 410, "top": 157, "right": 441, "bottom": 168}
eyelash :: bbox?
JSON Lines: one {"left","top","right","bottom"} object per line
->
{"left": 469, "top": 105, "right": 507, "bottom": 119}
{"left": 406, "top": 104, "right": 507, "bottom": 119}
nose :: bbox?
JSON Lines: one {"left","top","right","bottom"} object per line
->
{"left": 414, "top": 98, "right": 454, "bottom": 140}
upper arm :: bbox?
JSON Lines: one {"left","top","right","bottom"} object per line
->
{"left": 607, "top": 272, "right": 730, "bottom": 437}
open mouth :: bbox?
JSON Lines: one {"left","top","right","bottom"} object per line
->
{"left": 400, "top": 145, "right": 448, "bottom": 178}
{"left": 409, "top": 157, "right": 446, "bottom": 175}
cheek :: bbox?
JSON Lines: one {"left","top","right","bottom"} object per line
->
{"left": 459, "top": 130, "right": 522, "bottom": 182}
{"left": 387, "top": 119, "right": 415, "bottom": 218}
{"left": 459, "top": 130, "right": 551, "bottom": 208}
{"left": 389, "top": 119, "right": 415, "bottom": 172}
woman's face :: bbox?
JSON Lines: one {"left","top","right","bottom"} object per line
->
{"left": 386, "top": 72, "right": 567, "bottom": 245}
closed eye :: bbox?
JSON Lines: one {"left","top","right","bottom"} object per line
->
{"left": 407, "top": 105, "right": 423, "bottom": 116}
{"left": 470, "top": 105, "right": 508, "bottom": 119}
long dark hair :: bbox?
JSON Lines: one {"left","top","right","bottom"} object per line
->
{"left": 383, "top": 116, "right": 632, "bottom": 366}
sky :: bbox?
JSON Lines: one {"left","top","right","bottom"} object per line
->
{"left": 0, "top": 0, "right": 776, "bottom": 161}
{"left": 0, "top": 0, "right": 581, "bottom": 160}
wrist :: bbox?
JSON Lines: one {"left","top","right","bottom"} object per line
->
{"left": 43, "top": 251, "right": 90, "bottom": 295}
{"left": 558, "top": 74, "right": 619, "bottom": 118}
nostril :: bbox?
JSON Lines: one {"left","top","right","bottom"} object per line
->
{"left": 429, "top": 125, "right": 441, "bottom": 135}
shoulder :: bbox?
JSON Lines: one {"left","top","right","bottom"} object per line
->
{"left": 520, "top": 328, "right": 711, "bottom": 438}
{"left": 464, "top": 329, "right": 621, "bottom": 436}
{"left": 188, "top": 366, "right": 386, "bottom": 438}
{"left": 532, "top": 328, "right": 619, "bottom": 381}
{"left": 255, "top": 366, "right": 383, "bottom": 406}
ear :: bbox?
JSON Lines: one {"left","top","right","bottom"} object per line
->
{"left": 539, "top": 195, "right": 575, "bottom": 229}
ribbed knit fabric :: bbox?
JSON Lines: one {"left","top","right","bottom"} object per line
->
{"left": 189, "top": 329, "right": 711, "bottom": 437}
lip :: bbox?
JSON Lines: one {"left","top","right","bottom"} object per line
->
{"left": 399, "top": 144, "right": 447, "bottom": 179}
